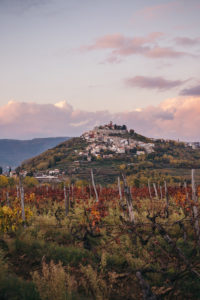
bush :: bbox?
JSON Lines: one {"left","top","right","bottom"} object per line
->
{"left": 32, "top": 260, "right": 66, "bottom": 300}
{"left": 47, "top": 244, "right": 91, "bottom": 266}
{"left": 14, "top": 238, "right": 92, "bottom": 267}
{"left": 0, "top": 249, "right": 40, "bottom": 300}
{"left": 0, "top": 275, "right": 40, "bottom": 300}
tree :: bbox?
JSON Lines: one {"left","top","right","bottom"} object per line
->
{"left": 8, "top": 177, "right": 15, "bottom": 187}
{"left": 119, "top": 164, "right": 126, "bottom": 171}
{"left": 0, "top": 166, "right": 3, "bottom": 175}
{"left": 23, "top": 176, "right": 39, "bottom": 188}
{"left": 0, "top": 175, "right": 8, "bottom": 188}
{"left": 26, "top": 170, "right": 34, "bottom": 177}
{"left": 76, "top": 179, "right": 88, "bottom": 187}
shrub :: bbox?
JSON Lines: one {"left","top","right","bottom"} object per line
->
{"left": 0, "top": 249, "right": 40, "bottom": 300}
{"left": 14, "top": 238, "right": 92, "bottom": 267}
{"left": 0, "top": 274, "right": 40, "bottom": 300}
{"left": 80, "top": 264, "right": 108, "bottom": 300}
{"left": 32, "top": 259, "right": 66, "bottom": 300}
{"left": 0, "top": 206, "right": 33, "bottom": 233}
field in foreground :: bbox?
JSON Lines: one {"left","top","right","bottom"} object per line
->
{"left": 0, "top": 181, "right": 200, "bottom": 300}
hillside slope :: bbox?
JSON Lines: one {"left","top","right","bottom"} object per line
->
{"left": 20, "top": 125, "right": 200, "bottom": 183}
{"left": 0, "top": 137, "right": 71, "bottom": 169}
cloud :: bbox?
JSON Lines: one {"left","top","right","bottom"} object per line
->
{"left": 0, "top": 101, "right": 111, "bottom": 139}
{"left": 145, "top": 46, "right": 187, "bottom": 58}
{"left": 174, "top": 36, "right": 200, "bottom": 46}
{"left": 180, "top": 84, "right": 200, "bottom": 96}
{"left": 125, "top": 76, "right": 187, "bottom": 91}
{"left": 1, "top": 0, "right": 48, "bottom": 9}
{"left": 83, "top": 32, "right": 164, "bottom": 51}
{"left": 134, "top": 1, "right": 179, "bottom": 20}
{"left": 81, "top": 32, "right": 191, "bottom": 63}
{"left": 101, "top": 55, "right": 123, "bottom": 64}
{"left": 116, "top": 97, "right": 200, "bottom": 141}
{"left": 0, "top": 98, "right": 200, "bottom": 141}
{"left": 82, "top": 34, "right": 126, "bottom": 51}
{"left": 0, "top": 0, "right": 50, "bottom": 14}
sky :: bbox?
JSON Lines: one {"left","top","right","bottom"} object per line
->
{"left": 0, "top": 0, "right": 200, "bottom": 140}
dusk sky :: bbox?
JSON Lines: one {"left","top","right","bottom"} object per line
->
{"left": 0, "top": 0, "right": 200, "bottom": 140}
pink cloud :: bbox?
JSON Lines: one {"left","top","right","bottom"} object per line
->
{"left": 145, "top": 46, "right": 187, "bottom": 58}
{"left": 125, "top": 76, "right": 187, "bottom": 91}
{"left": 85, "top": 32, "right": 163, "bottom": 50}
{"left": 81, "top": 32, "right": 191, "bottom": 63}
{"left": 134, "top": 1, "right": 179, "bottom": 20}
{"left": 101, "top": 55, "right": 123, "bottom": 64}
{"left": 0, "top": 101, "right": 111, "bottom": 139}
{"left": 83, "top": 34, "right": 125, "bottom": 50}
{"left": 174, "top": 36, "right": 200, "bottom": 46}
{"left": 180, "top": 83, "right": 200, "bottom": 96}
{"left": 0, "top": 98, "right": 200, "bottom": 141}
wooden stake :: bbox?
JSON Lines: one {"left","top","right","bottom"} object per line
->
{"left": 71, "top": 184, "right": 74, "bottom": 202}
{"left": 89, "top": 184, "right": 92, "bottom": 198}
{"left": 118, "top": 176, "right": 123, "bottom": 204}
{"left": 136, "top": 271, "right": 157, "bottom": 300}
{"left": 184, "top": 181, "right": 189, "bottom": 202}
{"left": 20, "top": 183, "right": 26, "bottom": 226}
{"left": 148, "top": 180, "right": 152, "bottom": 200}
{"left": 122, "top": 174, "right": 135, "bottom": 224}
{"left": 91, "top": 169, "right": 98, "bottom": 202}
{"left": 153, "top": 183, "right": 159, "bottom": 199}
{"left": 64, "top": 184, "right": 67, "bottom": 215}
{"left": 64, "top": 183, "right": 70, "bottom": 216}
{"left": 191, "top": 169, "right": 200, "bottom": 245}
{"left": 164, "top": 181, "right": 169, "bottom": 218}
{"left": 160, "top": 186, "right": 163, "bottom": 200}
{"left": 16, "top": 185, "right": 19, "bottom": 199}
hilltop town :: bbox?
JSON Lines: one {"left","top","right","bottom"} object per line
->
{"left": 80, "top": 122, "right": 155, "bottom": 160}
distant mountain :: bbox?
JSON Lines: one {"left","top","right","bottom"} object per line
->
{"left": 0, "top": 137, "right": 71, "bottom": 170}
{"left": 20, "top": 123, "right": 200, "bottom": 184}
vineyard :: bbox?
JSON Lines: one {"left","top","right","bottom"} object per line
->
{"left": 0, "top": 173, "right": 200, "bottom": 299}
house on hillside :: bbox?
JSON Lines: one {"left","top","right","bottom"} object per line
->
{"left": 49, "top": 169, "right": 60, "bottom": 175}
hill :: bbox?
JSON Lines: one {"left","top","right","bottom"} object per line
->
{"left": 0, "top": 137, "right": 71, "bottom": 170}
{"left": 20, "top": 123, "right": 200, "bottom": 184}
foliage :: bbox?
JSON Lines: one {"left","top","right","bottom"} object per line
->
{"left": 75, "top": 179, "right": 88, "bottom": 187}
{"left": 24, "top": 176, "right": 39, "bottom": 188}
{"left": 14, "top": 237, "right": 92, "bottom": 267}
{"left": 0, "top": 206, "right": 33, "bottom": 232}
{"left": 0, "top": 176, "right": 8, "bottom": 188}
{"left": 8, "top": 177, "right": 15, "bottom": 187}
{"left": 0, "top": 275, "right": 40, "bottom": 300}
{"left": 1, "top": 180, "right": 200, "bottom": 299}
{"left": 32, "top": 259, "right": 67, "bottom": 300}
{"left": 80, "top": 264, "right": 108, "bottom": 300}
{"left": 0, "top": 249, "right": 8, "bottom": 280}
{"left": 0, "top": 249, "right": 40, "bottom": 300}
